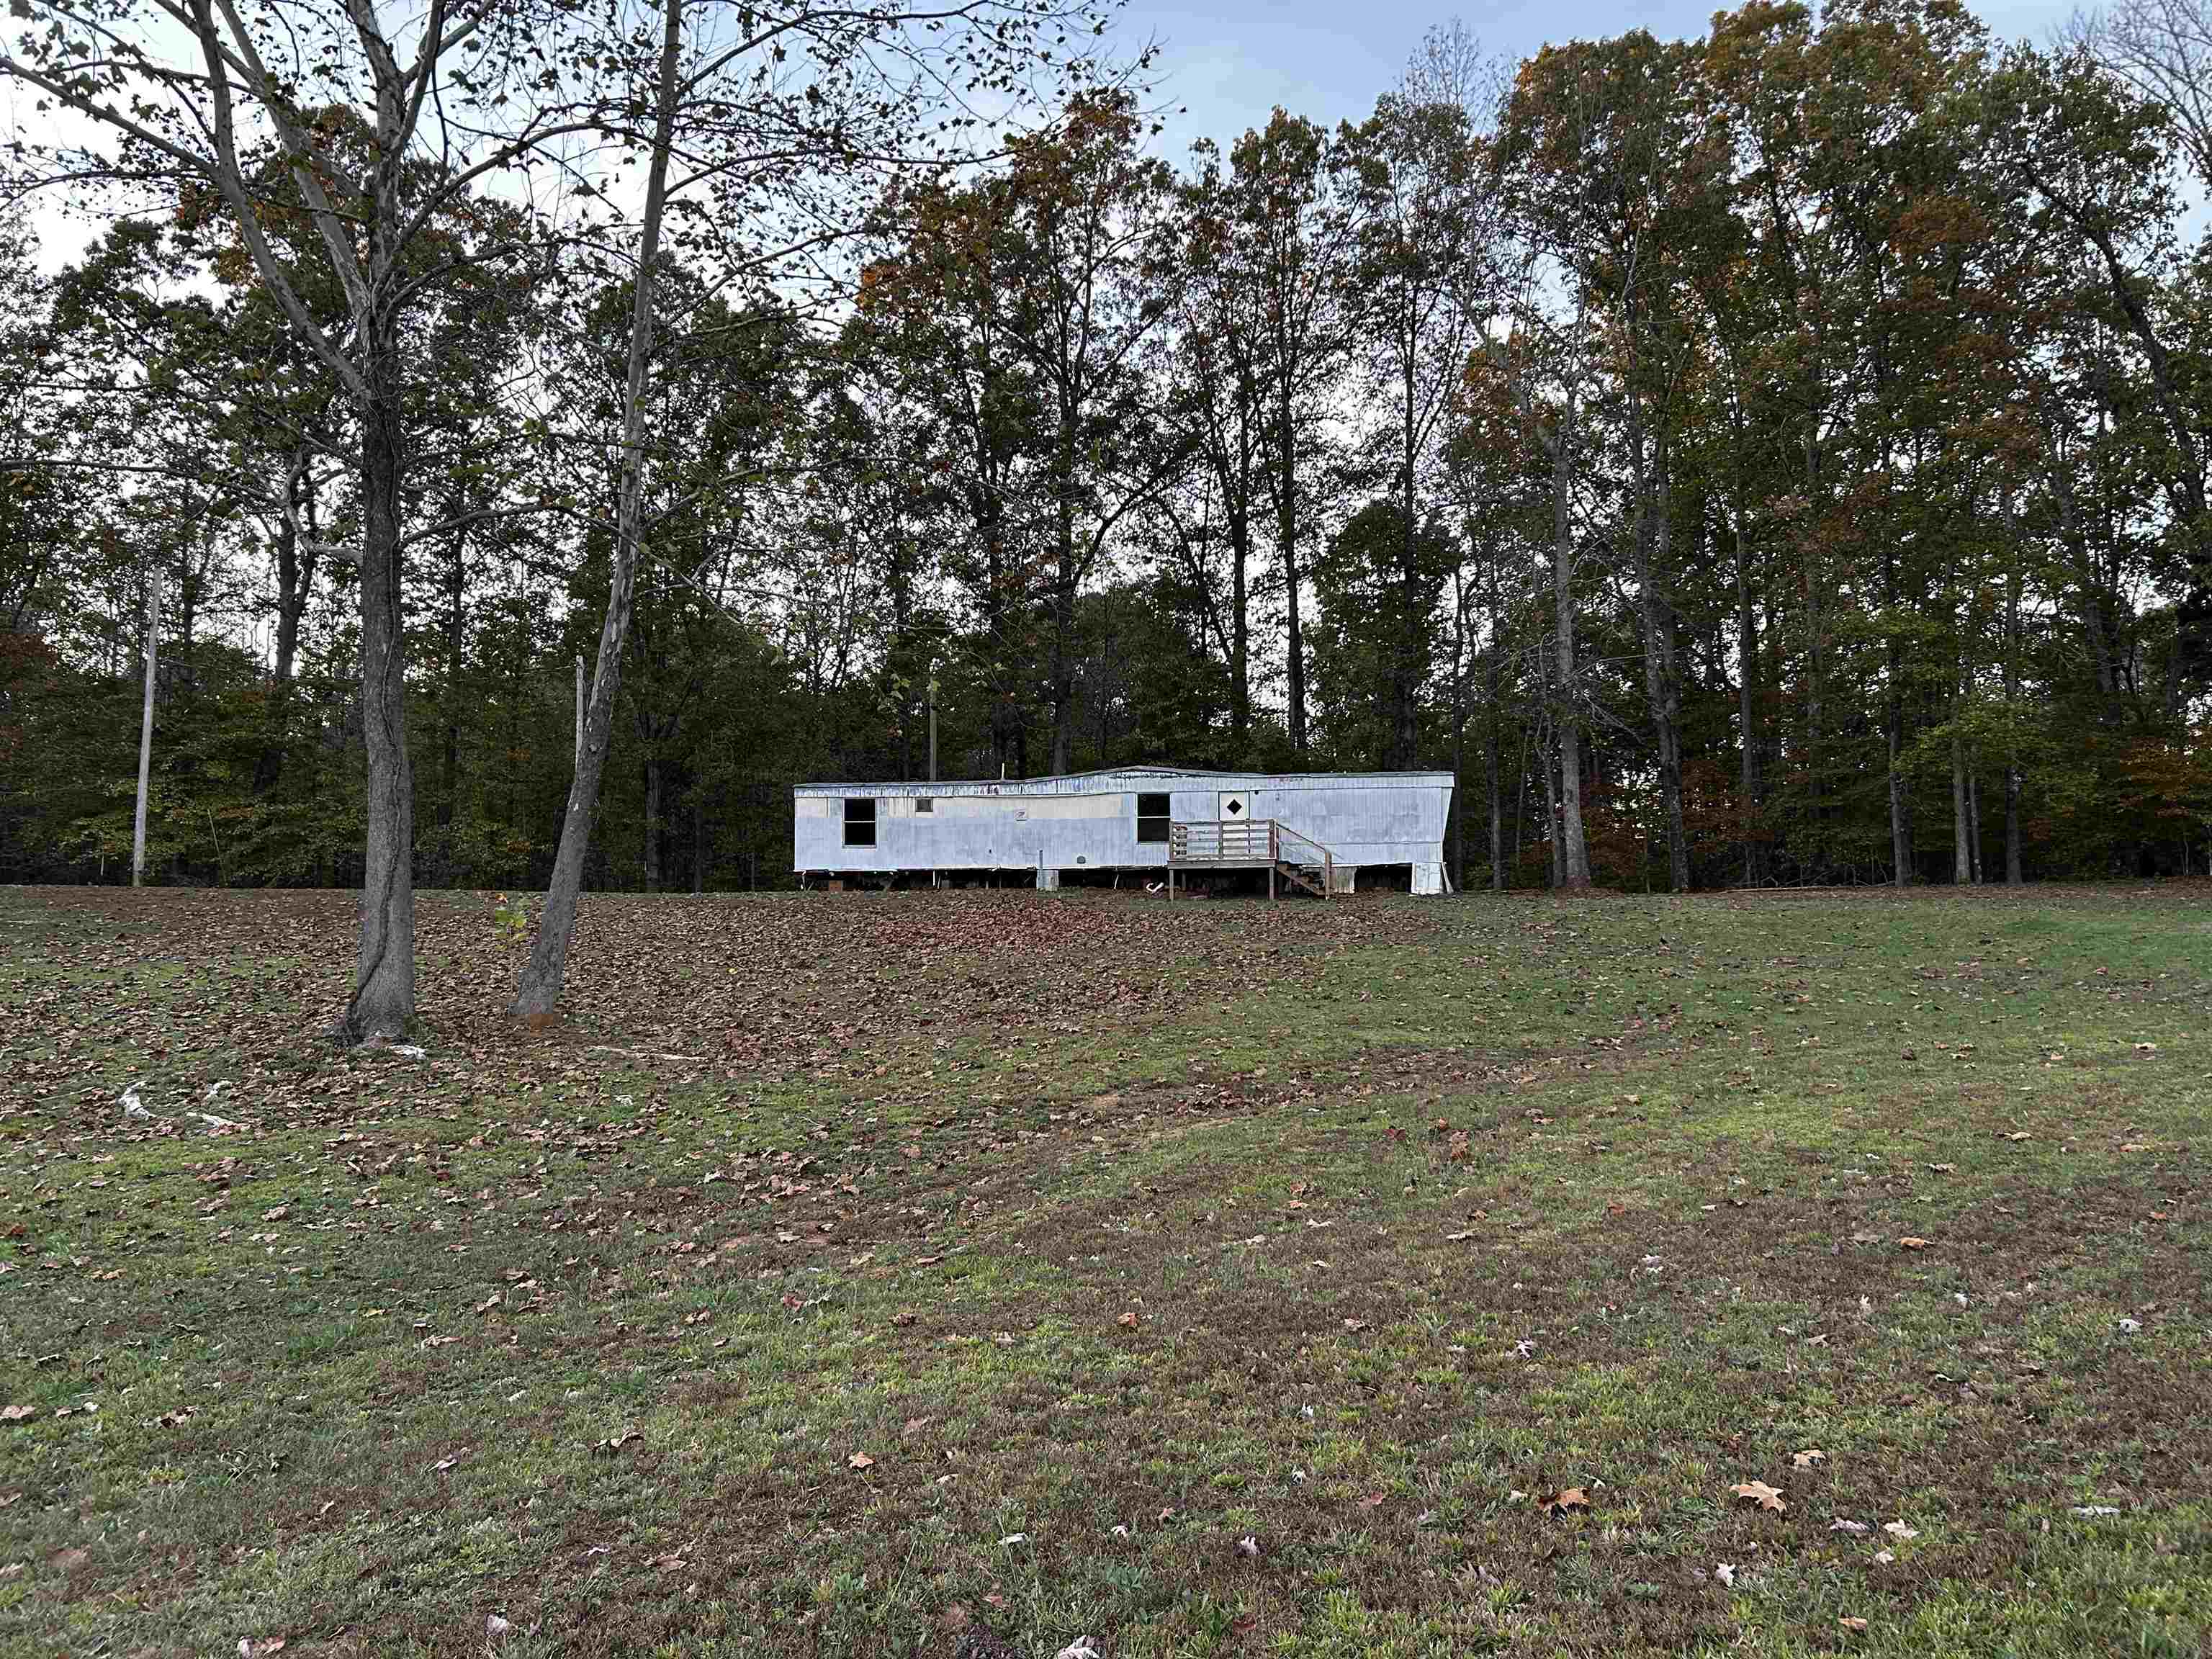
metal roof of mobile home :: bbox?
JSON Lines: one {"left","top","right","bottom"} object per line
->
{"left": 793, "top": 766, "right": 1455, "bottom": 799}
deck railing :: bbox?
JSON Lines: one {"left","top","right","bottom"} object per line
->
{"left": 1167, "top": 819, "right": 1334, "bottom": 897}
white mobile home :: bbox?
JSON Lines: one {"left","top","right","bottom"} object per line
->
{"left": 793, "top": 765, "right": 1454, "bottom": 896}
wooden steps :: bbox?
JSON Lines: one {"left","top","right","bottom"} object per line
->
{"left": 1167, "top": 819, "right": 1336, "bottom": 899}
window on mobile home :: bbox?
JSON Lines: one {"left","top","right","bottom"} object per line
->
{"left": 843, "top": 798, "right": 876, "bottom": 847}
{"left": 1136, "top": 792, "right": 1171, "bottom": 843}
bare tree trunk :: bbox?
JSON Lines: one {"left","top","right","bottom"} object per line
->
{"left": 1727, "top": 392, "right": 1764, "bottom": 886}
{"left": 1884, "top": 536, "right": 1913, "bottom": 886}
{"left": 1545, "top": 732, "right": 1565, "bottom": 890}
{"left": 513, "top": 0, "right": 682, "bottom": 1022}
{"left": 1967, "top": 769, "right": 1984, "bottom": 884}
{"left": 1951, "top": 725, "right": 1973, "bottom": 886}
{"left": 1229, "top": 503, "right": 1251, "bottom": 750}
{"left": 1048, "top": 413, "right": 1077, "bottom": 775}
{"left": 1551, "top": 386, "right": 1591, "bottom": 890}
{"left": 348, "top": 343, "right": 418, "bottom": 1040}
{"left": 1635, "top": 440, "right": 1689, "bottom": 891}
{"left": 132, "top": 567, "right": 161, "bottom": 888}
{"left": 1451, "top": 582, "right": 1467, "bottom": 891}
{"left": 1276, "top": 380, "right": 1308, "bottom": 755}
{"left": 1888, "top": 718, "right": 1915, "bottom": 886}
{"left": 255, "top": 459, "right": 317, "bottom": 795}
{"left": 2005, "top": 559, "right": 2024, "bottom": 884}
{"left": 1485, "top": 584, "right": 1504, "bottom": 892}
{"left": 1799, "top": 432, "right": 1826, "bottom": 864}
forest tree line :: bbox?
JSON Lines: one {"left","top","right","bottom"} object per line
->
{"left": 6, "top": 0, "right": 2212, "bottom": 927}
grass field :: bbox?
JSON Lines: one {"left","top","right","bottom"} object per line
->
{"left": 3, "top": 881, "right": 2208, "bottom": 1658}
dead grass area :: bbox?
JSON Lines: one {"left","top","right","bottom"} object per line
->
{"left": 2, "top": 881, "right": 2209, "bottom": 1658}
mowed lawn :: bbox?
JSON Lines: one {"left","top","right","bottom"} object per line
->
{"left": 2, "top": 883, "right": 2208, "bottom": 1659}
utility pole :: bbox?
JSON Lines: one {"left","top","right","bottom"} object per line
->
{"left": 132, "top": 568, "right": 161, "bottom": 887}
{"left": 574, "top": 654, "right": 585, "bottom": 769}
{"left": 927, "top": 665, "right": 938, "bottom": 783}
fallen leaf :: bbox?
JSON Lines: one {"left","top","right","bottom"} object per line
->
{"left": 1897, "top": 1236, "right": 1930, "bottom": 1250}
{"left": 1792, "top": 1447, "right": 1827, "bottom": 1470}
{"left": 847, "top": 1452, "right": 875, "bottom": 1470}
{"left": 1883, "top": 1520, "right": 1918, "bottom": 1540}
{"left": 1874, "top": 1548, "right": 1894, "bottom": 1564}
{"left": 1926, "top": 1163, "right": 1956, "bottom": 1174}
{"left": 1542, "top": 1487, "right": 1591, "bottom": 1515}
{"left": 238, "top": 1642, "right": 287, "bottom": 1658}
{"left": 1830, "top": 1519, "right": 1869, "bottom": 1535}
{"left": 0, "top": 1406, "right": 32, "bottom": 1423}
{"left": 1731, "top": 1480, "right": 1787, "bottom": 1513}
{"left": 1236, "top": 1534, "right": 1260, "bottom": 1557}
{"left": 1117, "top": 1310, "right": 1138, "bottom": 1328}
{"left": 1714, "top": 1562, "right": 1737, "bottom": 1586}
{"left": 1840, "top": 1616, "right": 1869, "bottom": 1633}
{"left": 1358, "top": 1492, "right": 1385, "bottom": 1509}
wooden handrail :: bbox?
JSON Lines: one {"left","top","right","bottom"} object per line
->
{"left": 1167, "top": 818, "right": 1335, "bottom": 897}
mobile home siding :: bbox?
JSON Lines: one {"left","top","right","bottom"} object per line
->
{"left": 793, "top": 768, "right": 1453, "bottom": 891}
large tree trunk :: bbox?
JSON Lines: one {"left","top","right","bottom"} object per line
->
{"left": 346, "top": 345, "right": 417, "bottom": 1040}
{"left": 513, "top": 0, "right": 681, "bottom": 1023}
{"left": 1551, "top": 387, "right": 1591, "bottom": 891}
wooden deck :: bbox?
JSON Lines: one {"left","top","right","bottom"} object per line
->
{"left": 1166, "top": 819, "right": 1336, "bottom": 899}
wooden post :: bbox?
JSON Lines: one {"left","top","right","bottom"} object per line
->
{"left": 1269, "top": 862, "right": 1276, "bottom": 902}
{"left": 132, "top": 567, "right": 161, "bottom": 888}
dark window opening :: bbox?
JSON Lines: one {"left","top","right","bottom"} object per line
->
{"left": 843, "top": 797, "right": 876, "bottom": 847}
{"left": 1136, "top": 791, "right": 1171, "bottom": 844}
{"left": 915, "top": 797, "right": 934, "bottom": 814}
